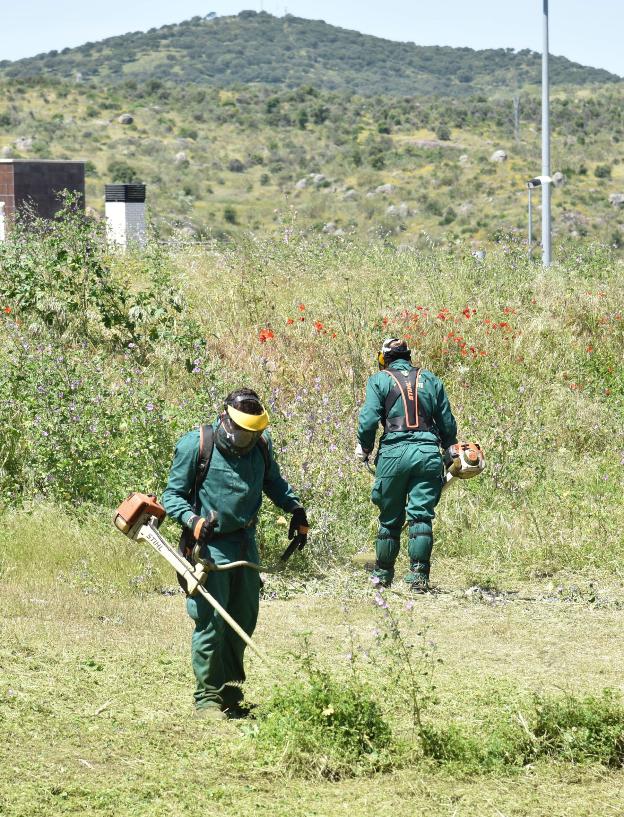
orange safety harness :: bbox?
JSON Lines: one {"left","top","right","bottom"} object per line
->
{"left": 382, "top": 367, "right": 434, "bottom": 434}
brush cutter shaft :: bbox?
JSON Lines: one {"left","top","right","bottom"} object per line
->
{"left": 135, "top": 520, "right": 268, "bottom": 665}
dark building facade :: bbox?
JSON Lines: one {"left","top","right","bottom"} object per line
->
{"left": 0, "top": 160, "right": 85, "bottom": 227}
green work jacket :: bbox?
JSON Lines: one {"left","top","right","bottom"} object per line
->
{"left": 162, "top": 425, "right": 302, "bottom": 536}
{"left": 357, "top": 359, "right": 458, "bottom": 452}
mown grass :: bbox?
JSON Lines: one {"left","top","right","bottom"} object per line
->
{"left": 2, "top": 524, "right": 624, "bottom": 815}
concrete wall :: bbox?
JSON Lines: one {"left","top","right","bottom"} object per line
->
{"left": 0, "top": 163, "right": 16, "bottom": 224}
{"left": 105, "top": 201, "right": 146, "bottom": 247}
{"left": 13, "top": 161, "right": 85, "bottom": 219}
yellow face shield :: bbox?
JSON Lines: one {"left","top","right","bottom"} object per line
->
{"left": 226, "top": 404, "right": 269, "bottom": 432}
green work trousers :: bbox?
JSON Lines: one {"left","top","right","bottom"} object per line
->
{"left": 185, "top": 529, "right": 261, "bottom": 710}
{"left": 371, "top": 443, "right": 444, "bottom": 584}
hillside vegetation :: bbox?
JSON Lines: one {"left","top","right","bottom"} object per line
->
{"left": 2, "top": 78, "right": 624, "bottom": 247}
{"left": 1, "top": 11, "right": 620, "bottom": 96}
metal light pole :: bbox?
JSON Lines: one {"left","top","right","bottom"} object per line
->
{"left": 528, "top": 184, "right": 534, "bottom": 257}
{"left": 542, "top": 0, "right": 552, "bottom": 266}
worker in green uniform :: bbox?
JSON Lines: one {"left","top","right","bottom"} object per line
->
{"left": 356, "top": 338, "right": 458, "bottom": 592}
{"left": 163, "top": 388, "right": 308, "bottom": 719}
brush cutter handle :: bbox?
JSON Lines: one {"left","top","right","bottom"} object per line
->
{"left": 192, "top": 543, "right": 261, "bottom": 573}
{"left": 131, "top": 520, "right": 269, "bottom": 665}
{"left": 212, "top": 559, "right": 262, "bottom": 572}
{"left": 194, "top": 583, "right": 268, "bottom": 665}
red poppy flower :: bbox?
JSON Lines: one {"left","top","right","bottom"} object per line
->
{"left": 314, "top": 321, "right": 324, "bottom": 332}
{"left": 286, "top": 318, "right": 294, "bottom": 325}
{"left": 258, "top": 328, "right": 275, "bottom": 343}
{"left": 4, "top": 307, "right": 11, "bottom": 314}
{"left": 298, "top": 304, "right": 305, "bottom": 311}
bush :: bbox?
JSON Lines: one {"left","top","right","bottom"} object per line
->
{"left": 223, "top": 205, "right": 238, "bottom": 224}
{"left": 0, "top": 196, "right": 208, "bottom": 505}
{"left": 107, "top": 159, "right": 140, "bottom": 183}
{"left": 594, "top": 163, "right": 612, "bottom": 179}
{"left": 420, "top": 689, "right": 624, "bottom": 772}
{"left": 531, "top": 690, "right": 624, "bottom": 767}
{"left": 252, "top": 664, "right": 393, "bottom": 779}
{"left": 227, "top": 158, "right": 245, "bottom": 173}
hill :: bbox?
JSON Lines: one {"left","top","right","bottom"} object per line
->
{"left": 0, "top": 11, "right": 620, "bottom": 97}
{"left": 1, "top": 77, "right": 624, "bottom": 248}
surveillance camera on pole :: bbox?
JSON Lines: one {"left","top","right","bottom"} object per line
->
{"left": 526, "top": 176, "right": 552, "bottom": 257}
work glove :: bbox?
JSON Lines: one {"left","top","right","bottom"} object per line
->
{"left": 188, "top": 510, "right": 218, "bottom": 544}
{"left": 355, "top": 442, "right": 371, "bottom": 463}
{"left": 187, "top": 511, "right": 218, "bottom": 569}
{"left": 198, "top": 513, "right": 218, "bottom": 545}
{"left": 282, "top": 507, "right": 309, "bottom": 561}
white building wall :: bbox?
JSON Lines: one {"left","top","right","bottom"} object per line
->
{"left": 105, "top": 201, "right": 146, "bottom": 247}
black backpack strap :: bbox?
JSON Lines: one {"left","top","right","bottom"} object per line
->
{"left": 384, "top": 382, "right": 403, "bottom": 417}
{"left": 178, "top": 424, "right": 215, "bottom": 592}
{"left": 258, "top": 435, "right": 270, "bottom": 480}
{"left": 193, "top": 424, "right": 214, "bottom": 511}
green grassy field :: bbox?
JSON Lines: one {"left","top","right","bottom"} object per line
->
{"left": 1, "top": 218, "right": 624, "bottom": 815}
{"left": 2, "top": 509, "right": 624, "bottom": 816}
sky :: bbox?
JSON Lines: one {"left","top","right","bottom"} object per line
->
{"left": 1, "top": 1, "right": 623, "bottom": 77}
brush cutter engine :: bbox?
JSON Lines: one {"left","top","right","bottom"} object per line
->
{"left": 444, "top": 442, "right": 485, "bottom": 482}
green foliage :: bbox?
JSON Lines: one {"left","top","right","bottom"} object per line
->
{"left": 0, "top": 195, "right": 131, "bottom": 342}
{"left": 421, "top": 689, "right": 624, "bottom": 773}
{"left": 1, "top": 12, "right": 618, "bottom": 96}
{"left": 531, "top": 690, "right": 624, "bottom": 766}
{"left": 0, "top": 200, "right": 208, "bottom": 505}
{"left": 107, "top": 159, "right": 141, "bottom": 183}
{"left": 594, "top": 163, "right": 612, "bottom": 178}
{"left": 223, "top": 204, "right": 237, "bottom": 224}
{"left": 2, "top": 75, "right": 624, "bottom": 246}
{"left": 252, "top": 655, "right": 393, "bottom": 779}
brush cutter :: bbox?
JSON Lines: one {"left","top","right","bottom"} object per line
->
{"left": 113, "top": 493, "right": 269, "bottom": 665}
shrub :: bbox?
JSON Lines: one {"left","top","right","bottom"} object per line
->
{"left": 531, "top": 690, "right": 624, "bottom": 767}
{"left": 252, "top": 664, "right": 393, "bottom": 779}
{"left": 107, "top": 159, "right": 140, "bottom": 183}
{"left": 223, "top": 205, "right": 238, "bottom": 224}
{"left": 227, "top": 158, "right": 245, "bottom": 173}
{"left": 594, "top": 163, "right": 612, "bottom": 179}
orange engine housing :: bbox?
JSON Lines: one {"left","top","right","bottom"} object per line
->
{"left": 447, "top": 442, "right": 485, "bottom": 479}
{"left": 114, "top": 492, "right": 166, "bottom": 534}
